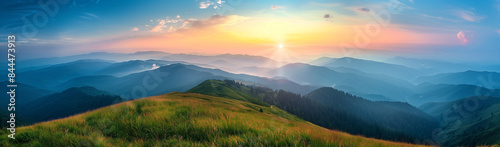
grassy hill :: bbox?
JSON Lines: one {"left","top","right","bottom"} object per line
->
{"left": 0, "top": 92, "right": 423, "bottom": 146}
{"left": 189, "top": 80, "right": 437, "bottom": 143}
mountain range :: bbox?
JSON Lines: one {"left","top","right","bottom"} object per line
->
{"left": 3, "top": 52, "right": 500, "bottom": 146}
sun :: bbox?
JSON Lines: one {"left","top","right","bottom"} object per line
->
{"left": 279, "top": 44, "right": 283, "bottom": 49}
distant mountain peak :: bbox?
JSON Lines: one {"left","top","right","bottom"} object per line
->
{"left": 63, "top": 86, "right": 114, "bottom": 97}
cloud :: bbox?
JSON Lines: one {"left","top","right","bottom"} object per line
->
{"left": 420, "top": 14, "right": 443, "bottom": 20}
{"left": 200, "top": 1, "right": 213, "bottom": 9}
{"left": 453, "top": 9, "right": 484, "bottom": 22}
{"left": 357, "top": 7, "right": 370, "bottom": 12}
{"left": 151, "top": 64, "right": 160, "bottom": 70}
{"left": 80, "top": 12, "right": 100, "bottom": 20}
{"left": 408, "top": 0, "right": 414, "bottom": 3}
{"left": 188, "top": 15, "right": 248, "bottom": 29}
{"left": 131, "top": 27, "right": 139, "bottom": 31}
{"left": 271, "top": 5, "right": 283, "bottom": 9}
{"left": 150, "top": 19, "right": 167, "bottom": 32}
{"left": 323, "top": 14, "right": 333, "bottom": 22}
{"left": 324, "top": 14, "right": 331, "bottom": 19}
{"left": 457, "top": 31, "right": 469, "bottom": 44}
{"left": 497, "top": 30, "right": 500, "bottom": 34}
{"left": 148, "top": 16, "right": 189, "bottom": 33}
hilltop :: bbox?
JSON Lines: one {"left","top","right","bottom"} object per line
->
{"left": 0, "top": 92, "right": 422, "bottom": 146}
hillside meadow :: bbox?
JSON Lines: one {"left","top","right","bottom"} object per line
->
{"left": 1, "top": 92, "right": 427, "bottom": 146}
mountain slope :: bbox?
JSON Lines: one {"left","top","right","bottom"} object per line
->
{"left": 304, "top": 87, "right": 439, "bottom": 139}
{"left": 419, "top": 96, "right": 500, "bottom": 118}
{"left": 0, "top": 92, "right": 424, "bottom": 146}
{"left": 309, "top": 57, "right": 423, "bottom": 80}
{"left": 409, "top": 83, "right": 500, "bottom": 106}
{"left": 93, "top": 59, "right": 186, "bottom": 77}
{"left": 414, "top": 70, "right": 500, "bottom": 89}
{"left": 268, "top": 63, "right": 413, "bottom": 101}
{"left": 385, "top": 57, "right": 470, "bottom": 74}
{"left": 186, "top": 80, "right": 269, "bottom": 106}
{"left": 189, "top": 80, "right": 437, "bottom": 143}
{"left": 57, "top": 63, "right": 318, "bottom": 99}
{"left": 418, "top": 96, "right": 500, "bottom": 146}
{"left": 17, "top": 59, "right": 114, "bottom": 88}
{"left": 0, "top": 81, "right": 53, "bottom": 107}
{"left": 20, "top": 86, "right": 124, "bottom": 122}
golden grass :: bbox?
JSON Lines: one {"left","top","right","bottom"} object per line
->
{"left": 0, "top": 92, "right": 431, "bottom": 147}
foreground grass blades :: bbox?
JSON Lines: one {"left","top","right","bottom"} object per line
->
{"left": 0, "top": 92, "right": 426, "bottom": 146}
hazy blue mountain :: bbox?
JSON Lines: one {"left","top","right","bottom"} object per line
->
{"left": 236, "top": 66, "right": 273, "bottom": 77}
{"left": 309, "top": 57, "right": 423, "bottom": 80}
{"left": 93, "top": 59, "right": 189, "bottom": 77}
{"left": 0, "top": 82, "right": 54, "bottom": 124}
{"left": 419, "top": 96, "right": 500, "bottom": 118}
{"left": 0, "top": 81, "right": 54, "bottom": 106}
{"left": 57, "top": 64, "right": 223, "bottom": 99}
{"left": 328, "top": 66, "right": 415, "bottom": 89}
{"left": 385, "top": 57, "right": 470, "bottom": 74}
{"left": 161, "top": 53, "right": 285, "bottom": 76}
{"left": 268, "top": 63, "right": 413, "bottom": 101}
{"left": 20, "top": 86, "right": 124, "bottom": 122}
{"left": 418, "top": 96, "right": 500, "bottom": 146}
{"left": 17, "top": 51, "right": 172, "bottom": 70}
{"left": 18, "top": 52, "right": 284, "bottom": 79}
{"left": 414, "top": 70, "right": 500, "bottom": 89}
{"left": 162, "top": 53, "right": 282, "bottom": 67}
{"left": 176, "top": 64, "right": 319, "bottom": 95}
{"left": 57, "top": 63, "right": 317, "bottom": 99}
{"left": 17, "top": 59, "right": 114, "bottom": 89}
{"left": 409, "top": 83, "right": 500, "bottom": 106}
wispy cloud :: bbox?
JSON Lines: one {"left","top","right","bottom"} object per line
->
{"left": 271, "top": 5, "right": 283, "bottom": 9}
{"left": 150, "top": 19, "right": 167, "bottom": 32}
{"left": 420, "top": 14, "right": 444, "bottom": 20}
{"left": 497, "top": 30, "right": 500, "bottom": 34}
{"left": 356, "top": 7, "right": 370, "bottom": 12}
{"left": 188, "top": 15, "right": 248, "bottom": 29}
{"left": 453, "top": 9, "right": 484, "bottom": 22}
{"left": 80, "top": 12, "right": 100, "bottom": 20}
{"left": 199, "top": 1, "right": 213, "bottom": 9}
{"left": 131, "top": 27, "right": 139, "bottom": 31}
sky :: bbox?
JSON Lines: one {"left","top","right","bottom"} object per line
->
{"left": 1, "top": 0, "right": 499, "bottom": 63}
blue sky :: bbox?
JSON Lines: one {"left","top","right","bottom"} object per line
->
{"left": 0, "top": 0, "right": 499, "bottom": 63}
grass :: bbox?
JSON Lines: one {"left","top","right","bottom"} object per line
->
{"left": 0, "top": 92, "right": 427, "bottom": 146}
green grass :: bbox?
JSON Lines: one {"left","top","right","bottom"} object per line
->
{"left": 187, "top": 80, "right": 270, "bottom": 107}
{"left": 0, "top": 92, "right": 425, "bottom": 146}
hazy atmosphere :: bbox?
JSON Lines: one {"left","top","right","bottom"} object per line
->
{"left": 1, "top": 0, "right": 500, "bottom": 146}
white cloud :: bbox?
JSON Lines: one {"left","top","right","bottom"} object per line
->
{"left": 131, "top": 27, "right": 139, "bottom": 31}
{"left": 150, "top": 19, "right": 167, "bottom": 32}
{"left": 200, "top": 1, "right": 213, "bottom": 9}
{"left": 151, "top": 64, "right": 160, "bottom": 70}
{"left": 453, "top": 9, "right": 484, "bottom": 22}
{"left": 217, "top": 0, "right": 224, "bottom": 4}
{"left": 176, "top": 15, "right": 180, "bottom": 19}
